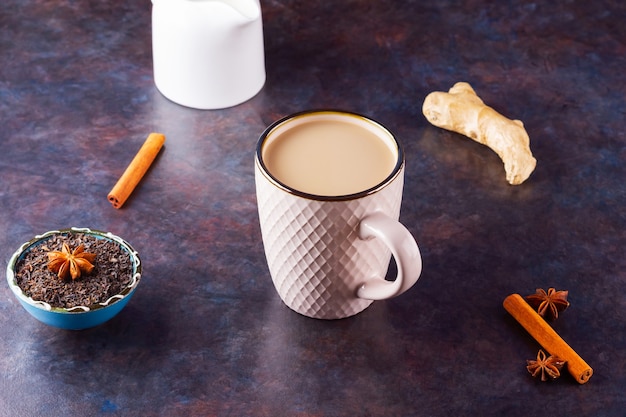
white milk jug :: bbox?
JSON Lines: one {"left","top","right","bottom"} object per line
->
{"left": 152, "top": 0, "right": 266, "bottom": 109}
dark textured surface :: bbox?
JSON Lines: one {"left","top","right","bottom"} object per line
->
{"left": 1, "top": 0, "right": 625, "bottom": 416}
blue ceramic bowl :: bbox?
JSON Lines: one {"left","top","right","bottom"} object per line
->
{"left": 6, "top": 227, "right": 142, "bottom": 330}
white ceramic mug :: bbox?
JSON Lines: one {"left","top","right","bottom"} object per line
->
{"left": 151, "top": 0, "right": 266, "bottom": 109}
{"left": 255, "top": 110, "right": 422, "bottom": 319}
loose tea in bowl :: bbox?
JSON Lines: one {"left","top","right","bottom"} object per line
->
{"left": 6, "top": 227, "right": 142, "bottom": 330}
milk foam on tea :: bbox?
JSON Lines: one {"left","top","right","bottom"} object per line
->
{"left": 261, "top": 113, "right": 398, "bottom": 196}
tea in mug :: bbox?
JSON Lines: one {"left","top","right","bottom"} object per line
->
{"left": 261, "top": 112, "right": 398, "bottom": 196}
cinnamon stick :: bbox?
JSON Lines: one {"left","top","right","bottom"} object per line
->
{"left": 503, "top": 293, "right": 592, "bottom": 384}
{"left": 108, "top": 133, "right": 165, "bottom": 209}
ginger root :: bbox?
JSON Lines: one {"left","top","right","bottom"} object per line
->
{"left": 422, "top": 82, "right": 536, "bottom": 185}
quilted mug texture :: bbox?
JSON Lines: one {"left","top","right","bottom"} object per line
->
{"left": 255, "top": 161, "right": 404, "bottom": 319}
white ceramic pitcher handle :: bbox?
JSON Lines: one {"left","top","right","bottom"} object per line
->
{"left": 356, "top": 212, "right": 422, "bottom": 300}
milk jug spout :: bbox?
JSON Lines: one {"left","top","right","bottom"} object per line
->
{"left": 151, "top": 0, "right": 266, "bottom": 109}
{"left": 220, "top": 0, "right": 262, "bottom": 23}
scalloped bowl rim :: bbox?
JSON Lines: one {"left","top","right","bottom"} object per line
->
{"left": 6, "top": 227, "right": 142, "bottom": 315}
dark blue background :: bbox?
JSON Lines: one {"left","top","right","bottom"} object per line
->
{"left": 1, "top": 1, "right": 624, "bottom": 415}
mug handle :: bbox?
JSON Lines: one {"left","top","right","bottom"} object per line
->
{"left": 356, "top": 212, "right": 422, "bottom": 300}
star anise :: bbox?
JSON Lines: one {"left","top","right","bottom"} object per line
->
{"left": 47, "top": 243, "right": 96, "bottom": 280}
{"left": 525, "top": 287, "right": 570, "bottom": 321}
{"left": 526, "top": 349, "right": 566, "bottom": 381}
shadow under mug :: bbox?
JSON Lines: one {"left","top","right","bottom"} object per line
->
{"left": 255, "top": 110, "right": 422, "bottom": 319}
